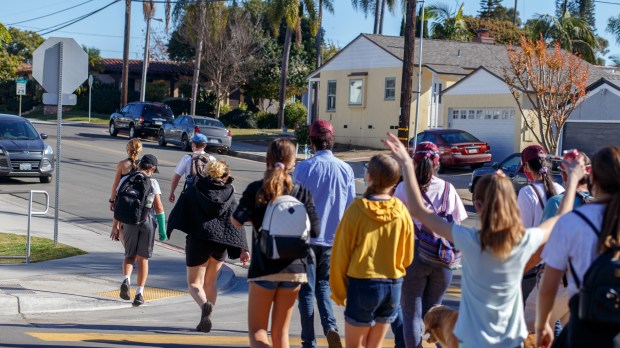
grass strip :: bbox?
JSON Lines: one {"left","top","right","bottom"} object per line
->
{"left": 0, "top": 232, "right": 87, "bottom": 264}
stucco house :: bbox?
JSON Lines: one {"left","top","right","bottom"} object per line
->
{"left": 307, "top": 33, "right": 613, "bottom": 161}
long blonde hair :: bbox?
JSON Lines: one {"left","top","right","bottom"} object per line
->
{"left": 256, "top": 139, "right": 296, "bottom": 206}
{"left": 474, "top": 173, "right": 525, "bottom": 259}
{"left": 126, "top": 139, "right": 142, "bottom": 171}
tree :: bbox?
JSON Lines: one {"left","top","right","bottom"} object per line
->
{"left": 557, "top": 0, "right": 595, "bottom": 28}
{"left": 526, "top": 10, "right": 597, "bottom": 63}
{"left": 4, "top": 28, "right": 43, "bottom": 60}
{"left": 607, "top": 14, "right": 620, "bottom": 45}
{"left": 266, "top": 0, "right": 317, "bottom": 129}
{"left": 478, "top": 0, "right": 502, "bottom": 20}
{"left": 201, "top": 10, "right": 264, "bottom": 117}
{"left": 503, "top": 37, "right": 589, "bottom": 155}
{"left": 311, "top": 0, "right": 333, "bottom": 122}
{"left": 463, "top": 16, "right": 525, "bottom": 45}
{"left": 82, "top": 46, "right": 104, "bottom": 73}
{"left": 0, "top": 23, "right": 18, "bottom": 82}
{"left": 427, "top": 2, "right": 471, "bottom": 41}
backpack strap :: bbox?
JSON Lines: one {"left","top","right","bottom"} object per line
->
{"left": 567, "top": 210, "right": 601, "bottom": 289}
{"left": 290, "top": 184, "right": 301, "bottom": 198}
{"left": 440, "top": 181, "right": 450, "bottom": 214}
{"left": 530, "top": 184, "right": 546, "bottom": 210}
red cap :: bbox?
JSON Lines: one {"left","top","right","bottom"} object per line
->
{"left": 517, "top": 145, "right": 547, "bottom": 173}
{"left": 413, "top": 141, "right": 440, "bottom": 166}
{"left": 309, "top": 119, "right": 334, "bottom": 137}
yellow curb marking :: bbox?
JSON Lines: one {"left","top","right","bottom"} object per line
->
{"left": 97, "top": 286, "right": 187, "bottom": 302}
{"left": 27, "top": 333, "right": 402, "bottom": 347}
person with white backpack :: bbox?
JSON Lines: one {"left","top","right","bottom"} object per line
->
{"left": 232, "top": 138, "right": 320, "bottom": 348}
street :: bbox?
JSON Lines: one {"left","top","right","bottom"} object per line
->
{"left": 0, "top": 122, "right": 472, "bottom": 347}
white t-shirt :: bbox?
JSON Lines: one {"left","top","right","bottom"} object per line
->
{"left": 517, "top": 182, "right": 565, "bottom": 228}
{"left": 452, "top": 224, "right": 544, "bottom": 348}
{"left": 542, "top": 203, "right": 604, "bottom": 297}
{"left": 393, "top": 176, "right": 467, "bottom": 229}
{"left": 173, "top": 151, "right": 217, "bottom": 176}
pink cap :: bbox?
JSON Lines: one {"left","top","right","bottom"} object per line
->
{"left": 309, "top": 119, "right": 334, "bottom": 137}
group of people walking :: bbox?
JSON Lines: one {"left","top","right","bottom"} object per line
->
{"left": 108, "top": 120, "right": 619, "bottom": 348}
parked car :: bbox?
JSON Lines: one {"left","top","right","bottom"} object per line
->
{"left": 409, "top": 129, "right": 492, "bottom": 171}
{"left": 468, "top": 152, "right": 563, "bottom": 194}
{"left": 109, "top": 102, "right": 174, "bottom": 138}
{"left": 158, "top": 115, "right": 232, "bottom": 153}
{"left": 0, "top": 114, "right": 54, "bottom": 183}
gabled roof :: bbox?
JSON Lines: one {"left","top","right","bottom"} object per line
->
{"left": 101, "top": 58, "right": 192, "bottom": 75}
{"left": 311, "top": 33, "right": 612, "bottom": 84}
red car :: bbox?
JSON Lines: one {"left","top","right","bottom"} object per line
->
{"left": 409, "top": 129, "right": 492, "bottom": 171}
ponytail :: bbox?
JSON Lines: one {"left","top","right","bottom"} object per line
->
{"left": 126, "top": 139, "right": 142, "bottom": 171}
{"left": 528, "top": 157, "right": 558, "bottom": 198}
{"left": 256, "top": 139, "right": 296, "bottom": 206}
{"left": 415, "top": 157, "right": 435, "bottom": 192}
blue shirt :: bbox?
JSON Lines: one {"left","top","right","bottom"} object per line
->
{"left": 293, "top": 150, "right": 355, "bottom": 246}
{"left": 540, "top": 191, "right": 591, "bottom": 222}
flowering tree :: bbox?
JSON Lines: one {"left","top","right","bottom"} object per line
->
{"left": 503, "top": 36, "right": 589, "bottom": 155}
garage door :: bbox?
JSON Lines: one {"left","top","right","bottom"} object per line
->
{"left": 448, "top": 108, "right": 515, "bottom": 162}
{"left": 562, "top": 122, "right": 620, "bottom": 157}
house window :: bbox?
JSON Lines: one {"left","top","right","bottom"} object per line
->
{"left": 452, "top": 110, "right": 459, "bottom": 119}
{"left": 349, "top": 79, "right": 364, "bottom": 105}
{"left": 385, "top": 78, "right": 396, "bottom": 100}
{"left": 326, "top": 81, "right": 336, "bottom": 112}
{"left": 450, "top": 108, "right": 515, "bottom": 121}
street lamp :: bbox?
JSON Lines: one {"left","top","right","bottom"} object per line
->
{"left": 140, "top": 16, "right": 162, "bottom": 102}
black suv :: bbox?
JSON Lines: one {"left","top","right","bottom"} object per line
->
{"left": 109, "top": 102, "right": 174, "bottom": 138}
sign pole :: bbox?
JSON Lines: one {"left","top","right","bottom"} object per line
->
{"left": 54, "top": 41, "right": 64, "bottom": 246}
{"left": 18, "top": 95, "right": 22, "bottom": 117}
{"left": 88, "top": 75, "right": 93, "bottom": 123}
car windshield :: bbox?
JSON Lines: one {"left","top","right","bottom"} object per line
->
{"left": 194, "top": 118, "right": 224, "bottom": 128}
{"left": 144, "top": 105, "right": 173, "bottom": 120}
{"left": 439, "top": 131, "right": 480, "bottom": 144}
{"left": 0, "top": 120, "right": 40, "bottom": 140}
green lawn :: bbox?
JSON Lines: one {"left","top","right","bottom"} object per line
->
{"left": 0, "top": 232, "right": 87, "bottom": 264}
{"left": 19, "top": 109, "right": 110, "bottom": 125}
{"left": 230, "top": 128, "right": 285, "bottom": 141}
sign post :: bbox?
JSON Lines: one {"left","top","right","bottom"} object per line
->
{"left": 32, "top": 37, "right": 88, "bottom": 245}
{"left": 88, "top": 74, "right": 93, "bottom": 123}
{"left": 16, "top": 79, "right": 27, "bottom": 116}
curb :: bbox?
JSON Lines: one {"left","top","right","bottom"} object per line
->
{"left": 226, "top": 149, "right": 266, "bottom": 163}
{"left": 29, "top": 120, "right": 107, "bottom": 128}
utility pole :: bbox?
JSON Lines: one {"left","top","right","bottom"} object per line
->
{"left": 190, "top": 0, "right": 206, "bottom": 116}
{"left": 398, "top": 0, "right": 417, "bottom": 147}
{"left": 140, "top": 13, "right": 152, "bottom": 102}
{"left": 513, "top": 0, "right": 518, "bottom": 25}
{"left": 121, "top": 0, "right": 131, "bottom": 107}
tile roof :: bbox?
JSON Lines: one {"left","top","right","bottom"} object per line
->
{"left": 101, "top": 58, "right": 192, "bottom": 75}
{"left": 362, "top": 34, "right": 612, "bottom": 85}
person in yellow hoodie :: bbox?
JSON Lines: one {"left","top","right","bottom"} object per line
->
{"left": 330, "top": 154, "right": 414, "bottom": 348}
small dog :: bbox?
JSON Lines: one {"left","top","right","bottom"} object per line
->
{"left": 423, "top": 305, "right": 459, "bottom": 348}
{"left": 423, "top": 305, "right": 537, "bottom": 348}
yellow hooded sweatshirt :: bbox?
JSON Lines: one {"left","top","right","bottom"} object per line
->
{"left": 330, "top": 196, "right": 414, "bottom": 306}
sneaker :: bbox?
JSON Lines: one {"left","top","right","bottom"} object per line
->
{"left": 196, "top": 301, "right": 213, "bottom": 333}
{"left": 326, "top": 328, "right": 342, "bottom": 348}
{"left": 132, "top": 293, "right": 144, "bottom": 307}
{"left": 119, "top": 280, "right": 130, "bottom": 301}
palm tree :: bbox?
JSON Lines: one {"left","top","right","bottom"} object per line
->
{"left": 311, "top": 0, "right": 334, "bottom": 122}
{"left": 82, "top": 46, "right": 103, "bottom": 73}
{"left": 528, "top": 10, "right": 597, "bottom": 63}
{"left": 267, "top": 0, "right": 318, "bottom": 129}
{"left": 607, "top": 14, "right": 620, "bottom": 45}
{"left": 378, "top": 0, "right": 396, "bottom": 34}
{"left": 351, "top": 0, "right": 395, "bottom": 34}
{"left": 426, "top": 2, "right": 471, "bottom": 41}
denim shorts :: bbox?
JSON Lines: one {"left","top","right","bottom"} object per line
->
{"left": 252, "top": 280, "right": 301, "bottom": 290}
{"left": 345, "top": 277, "right": 403, "bottom": 327}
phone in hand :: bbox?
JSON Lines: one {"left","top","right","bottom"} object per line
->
{"left": 563, "top": 149, "right": 579, "bottom": 160}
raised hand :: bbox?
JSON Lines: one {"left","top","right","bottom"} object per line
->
{"left": 382, "top": 132, "right": 412, "bottom": 166}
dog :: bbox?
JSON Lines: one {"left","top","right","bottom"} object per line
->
{"left": 423, "top": 305, "right": 459, "bottom": 348}
{"left": 422, "top": 305, "right": 537, "bottom": 348}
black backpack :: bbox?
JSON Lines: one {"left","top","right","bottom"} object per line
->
{"left": 114, "top": 172, "right": 152, "bottom": 225}
{"left": 570, "top": 210, "right": 620, "bottom": 326}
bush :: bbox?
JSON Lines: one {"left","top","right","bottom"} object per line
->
{"left": 256, "top": 111, "right": 278, "bottom": 129}
{"left": 284, "top": 102, "right": 307, "bottom": 129}
{"left": 219, "top": 109, "right": 257, "bottom": 129}
{"left": 295, "top": 123, "right": 310, "bottom": 146}
{"left": 164, "top": 97, "right": 215, "bottom": 117}
{"left": 219, "top": 103, "right": 232, "bottom": 115}
{"left": 145, "top": 81, "right": 168, "bottom": 102}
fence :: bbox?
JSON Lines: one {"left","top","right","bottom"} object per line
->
{"left": 0, "top": 190, "right": 50, "bottom": 264}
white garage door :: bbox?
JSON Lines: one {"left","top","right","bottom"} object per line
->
{"left": 448, "top": 108, "right": 516, "bottom": 162}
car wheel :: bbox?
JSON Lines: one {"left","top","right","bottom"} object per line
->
{"left": 158, "top": 130, "right": 167, "bottom": 146}
{"left": 109, "top": 122, "right": 118, "bottom": 136}
{"left": 128, "top": 124, "right": 136, "bottom": 139}
{"left": 216, "top": 147, "right": 228, "bottom": 155}
{"left": 471, "top": 163, "right": 483, "bottom": 170}
{"left": 39, "top": 176, "right": 52, "bottom": 184}
{"left": 181, "top": 134, "right": 191, "bottom": 151}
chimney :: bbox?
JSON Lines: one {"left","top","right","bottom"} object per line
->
{"left": 473, "top": 28, "right": 494, "bottom": 44}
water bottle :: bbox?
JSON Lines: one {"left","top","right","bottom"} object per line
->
{"left": 145, "top": 193, "right": 155, "bottom": 209}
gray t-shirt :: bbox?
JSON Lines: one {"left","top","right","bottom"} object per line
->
{"left": 452, "top": 224, "right": 544, "bottom": 348}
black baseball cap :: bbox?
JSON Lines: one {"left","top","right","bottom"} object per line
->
{"left": 140, "top": 154, "right": 159, "bottom": 173}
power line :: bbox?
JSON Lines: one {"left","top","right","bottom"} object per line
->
{"left": 37, "top": 0, "right": 121, "bottom": 36}
{"left": 8, "top": 0, "right": 98, "bottom": 26}
{"left": 594, "top": 0, "right": 620, "bottom": 5}
{"left": 11, "top": 24, "right": 143, "bottom": 39}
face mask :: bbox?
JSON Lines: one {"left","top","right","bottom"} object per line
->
{"left": 524, "top": 171, "right": 534, "bottom": 182}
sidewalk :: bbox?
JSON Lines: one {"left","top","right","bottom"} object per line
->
{"left": 0, "top": 194, "right": 239, "bottom": 315}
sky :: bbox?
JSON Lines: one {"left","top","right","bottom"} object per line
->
{"left": 1, "top": 0, "right": 619, "bottom": 63}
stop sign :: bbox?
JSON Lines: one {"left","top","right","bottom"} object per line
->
{"left": 32, "top": 37, "right": 88, "bottom": 94}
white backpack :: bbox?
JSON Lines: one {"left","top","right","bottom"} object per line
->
{"left": 259, "top": 185, "right": 310, "bottom": 260}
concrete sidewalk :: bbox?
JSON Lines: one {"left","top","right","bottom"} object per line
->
{"left": 0, "top": 194, "right": 240, "bottom": 315}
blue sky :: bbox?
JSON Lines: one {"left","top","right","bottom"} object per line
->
{"left": 1, "top": 0, "right": 619, "bottom": 63}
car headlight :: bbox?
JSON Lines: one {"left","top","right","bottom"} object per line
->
{"left": 44, "top": 145, "right": 53, "bottom": 155}
{"left": 0, "top": 148, "right": 6, "bottom": 156}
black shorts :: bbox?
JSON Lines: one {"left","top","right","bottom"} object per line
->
{"left": 185, "top": 235, "right": 228, "bottom": 267}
